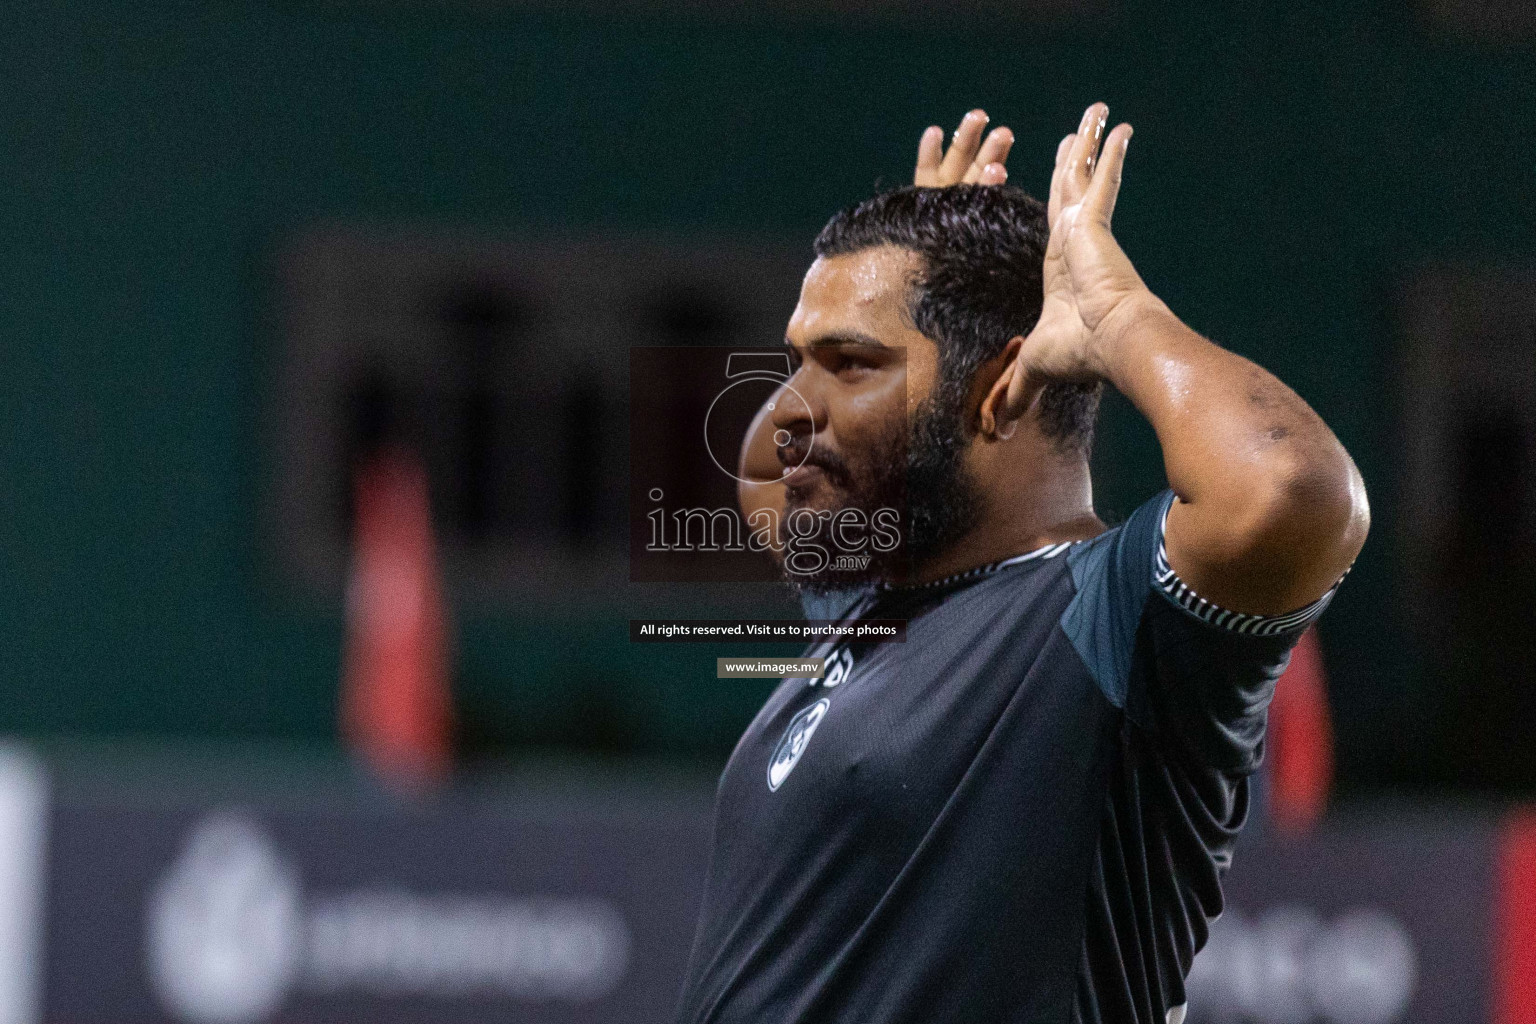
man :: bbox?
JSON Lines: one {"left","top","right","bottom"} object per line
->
{"left": 677, "top": 105, "right": 1369, "bottom": 1024}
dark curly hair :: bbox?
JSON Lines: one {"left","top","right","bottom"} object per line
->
{"left": 813, "top": 184, "right": 1102, "bottom": 455}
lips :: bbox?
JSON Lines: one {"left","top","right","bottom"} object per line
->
{"left": 776, "top": 430, "right": 854, "bottom": 493}
{"left": 777, "top": 438, "right": 812, "bottom": 469}
{"left": 779, "top": 442, "right": 837, "bottom": 484}
{"left": 780, "top": 462, "right": 826, "bottom": 488}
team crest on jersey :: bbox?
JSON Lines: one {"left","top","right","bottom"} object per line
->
{"left": 819, "top": 646, "right": 853, "bottom": 688}
{"left": 767, "top": 698, "right": 829, "bottom": 792}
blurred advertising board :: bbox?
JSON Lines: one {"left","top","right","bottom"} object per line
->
{"left": 0, "top": 742, "right": 1530, "bottom": 1024}
{"left": 1186, "top": 817, "right": 1504, "bottom": 1023}
{"left": 8, "top": 745, "right": 713, "bottom": 1024}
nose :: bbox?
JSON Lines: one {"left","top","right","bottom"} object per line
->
{"left": 769, "top": 370, "right": 825, "bottom": 438}
{"left": 738, "top": 388, "right": 787, "bottom": 483}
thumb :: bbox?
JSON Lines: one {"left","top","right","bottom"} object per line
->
{"left": 1002, "top": 354, "right": 1046, "bottom": 429}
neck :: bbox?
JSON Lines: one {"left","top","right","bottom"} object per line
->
{"left": 907, "top": 446, "right": 1103, "bottom": 586}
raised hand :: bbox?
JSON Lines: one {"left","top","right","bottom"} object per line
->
{"left": 1003, "top": 103, "right": 1156, "bottom": 419}
{"left": 914, "top": 109, "right": 1014, "bottom": 187}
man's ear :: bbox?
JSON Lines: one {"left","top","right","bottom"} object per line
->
{"left": 977, "top": 336, "right": 1026, "bottom": 440}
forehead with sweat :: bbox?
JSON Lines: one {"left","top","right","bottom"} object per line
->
{"left": 790, "top": 246, "right": 937, "bottom": 380}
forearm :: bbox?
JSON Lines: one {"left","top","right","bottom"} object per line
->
{"left": 1095, "top": 294, "right": 1369, "bottom": 613}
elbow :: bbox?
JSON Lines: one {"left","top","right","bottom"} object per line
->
{"left": 1252, "top": 444, "right": 1371, "bottom": 572}
{"left": 1174, "top": 437, "right": 1369, "bottom": 613}
{"left": 1339, "top": 460, "right": 1371, "bottom": 560}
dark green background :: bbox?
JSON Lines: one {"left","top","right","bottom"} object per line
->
{"left": 1, "top": 2, "right": 1531, "bottom": 792}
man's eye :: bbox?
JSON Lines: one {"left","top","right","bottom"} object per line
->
{"left": 837, "top": 356, "right": 876, "bottom": 377}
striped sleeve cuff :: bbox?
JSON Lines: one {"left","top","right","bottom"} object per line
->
{"left": 1153, "top": 506, "right": 1348, "bottom": 637}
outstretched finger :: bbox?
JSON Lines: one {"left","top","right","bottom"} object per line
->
{"left": 1047, "top": 133, "right": 1074, "bottom": 225}
{"left": 1063, "top": 104, "right": 1108, "bottom": 207}
{"left": 963, "top": 126, "right": 1014, "bottom": 184}
{"left": 1084, "top": 123, "right": 1133, "bottom": 226}
{"left": 938, "top": 109, "right": 989, "bottom": 183}
{"left": 914, "top": 125, "right": 944, "bottom": 186}
{"left": 977, "top": 162, "right": 1008, "bottom": 185}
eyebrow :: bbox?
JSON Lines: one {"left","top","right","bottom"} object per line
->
{"left": 785, "top": 331, "right": 888, "bottom": 350}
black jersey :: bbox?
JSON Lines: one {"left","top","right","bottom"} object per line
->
{"left": 673, "top": 490, "right": 1341, "bottom": 1024}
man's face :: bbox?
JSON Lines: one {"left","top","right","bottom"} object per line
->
{"left": 773, "top": 245, "right": 981, "bottom": 589}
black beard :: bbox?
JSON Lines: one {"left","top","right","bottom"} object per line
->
{"left": 903, "top": 390, "right": 985, "bottom": 565}
{"left": 780, "top": 389, "right": 983, "bottom": 595}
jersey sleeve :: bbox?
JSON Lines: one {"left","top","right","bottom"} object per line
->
{"left": 1063, "top": 489, "right": 1344, "bottom": 773}
{"left": 1061, "top": 490, "right": 1179, "bottom": 711}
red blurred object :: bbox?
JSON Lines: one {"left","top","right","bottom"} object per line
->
{"left": 1496, "top": 811, "right": 1536, "bottom": 1024}
{"left": 1267, "top": 626, "right": 1334, "bottom": 834}
{"left": 340, "top": 447, "right": 453, "bottom": 789}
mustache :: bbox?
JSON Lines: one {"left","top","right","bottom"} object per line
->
{"left": 776, "top": 434, "right": 852, "bottom": 485}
